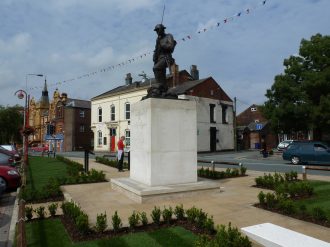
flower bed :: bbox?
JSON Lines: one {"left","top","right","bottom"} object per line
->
{"left": 198, "top": 166, "right": 247, "bottom": 179}
{"left": 95, "top": 156, "right": 128, "bottom": 169}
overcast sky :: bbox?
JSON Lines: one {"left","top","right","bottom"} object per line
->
{"left": 1, "top": 0, "right": 329, "bottom": 113}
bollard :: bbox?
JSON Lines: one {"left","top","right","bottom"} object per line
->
{"left": 302, "top": 166, "right": 307, "bottom": 180}
{"left": 84, "top": 150, "right": 89, "bottom": 173}
{"left": 211, "top": 161, "right": 215, "bottom": 172}
{"left": 127, "top": 151, "right": 130, "bottom": 171}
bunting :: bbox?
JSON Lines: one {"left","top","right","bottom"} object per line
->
{"left": 28, "top": 0, "right": 267, "bottom": 91}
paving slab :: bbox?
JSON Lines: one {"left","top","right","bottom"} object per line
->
{"left": 62, "top": 158, "right": 330, "bottom": 245}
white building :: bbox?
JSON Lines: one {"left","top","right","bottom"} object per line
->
{"left": 91, "top": 66, "right": 234, "bottom": 152}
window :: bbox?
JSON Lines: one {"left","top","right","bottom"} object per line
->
{"left": 80, "top": 110, "right": 85, "bottom": 118}
{"left": 314, "top": 144, "right": 327, "bottom": 152}
{"left": 98, "top": 107, "right": 102, "bottom": 122}
{"left": 103, "top": 137, "right": 107, "bottom": 145}
{"left": 125, "top": 130, "right": 130, "bottom": 147}
{"left": 80, "top": 125, "right": 85, "bottom": 132}
{"left": 251, "top": 107, "right": 257, "bottom": 112}
{"left": 209, "top": 104, "right": 216, "bottom": 123}
{"left": 111, "top": 105, "right": 115, "bottom": 121}
{"left": 125, "top": 103, "right": 130, "bottom": 120}
{"left": 222, "top": 105, "right": 228, "bottom": 124}
{"left": 98, "top": 131, "right": 102, "bottom": 145}
{"left": 57, "top": 106, "right": 63, "bottom": 118}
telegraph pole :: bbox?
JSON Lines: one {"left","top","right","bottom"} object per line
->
{"left": 234, "top": 97, "right": 237, "bottom": 151}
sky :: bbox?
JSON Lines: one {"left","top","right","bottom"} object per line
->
{"left": 1, "top": 0, "right": 329, "bottom": 113}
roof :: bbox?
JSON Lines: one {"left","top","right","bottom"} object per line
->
{"left": 65, "top": 98, "right": 91, "bottom": 109}
{"left": 168, "top": 78, "right": 208, "bottom": 95}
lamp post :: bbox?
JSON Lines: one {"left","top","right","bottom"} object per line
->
{"left": 14, "top": 89, "right": 29, "bottom": 167}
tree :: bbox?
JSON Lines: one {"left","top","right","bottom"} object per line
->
{"left": 263, "top": 34, "right": 330, "bottom": 139}
{"left": 0, "top": 105, "right": 24, "bottom": 144}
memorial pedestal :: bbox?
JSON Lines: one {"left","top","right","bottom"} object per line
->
{"left": 111, "top": 98, "right": 219, "bottom": 203}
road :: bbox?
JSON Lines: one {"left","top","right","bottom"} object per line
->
{"left": 33, "top": 150, "right": 330, "bottom": 177}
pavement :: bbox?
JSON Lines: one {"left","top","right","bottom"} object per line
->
{"left": 0, "top": 191, "right": 16, "bottom": 247}
{"left": 60, "top": 157, "right": 330, "bottom": 245}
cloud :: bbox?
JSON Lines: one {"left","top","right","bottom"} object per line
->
{"left": 0, "top": 32, "right": 31, "bottom": 53}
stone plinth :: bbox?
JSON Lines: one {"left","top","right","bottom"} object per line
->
{"left": 130, "top": 98, "right": 197, "bottom": 186}
{"left": 111, "top": 98, "right": 219, "bottom": 203}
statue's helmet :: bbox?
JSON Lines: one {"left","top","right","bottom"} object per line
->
{"left": 154, "top": 24, "right": 166, "bottom": 31}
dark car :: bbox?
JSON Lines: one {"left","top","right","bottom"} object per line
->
{"left": 0, "top": 166, "right": 21, "bottom": 192}
{"left": 283, "top": 141, "right": 330, "bottom": 165}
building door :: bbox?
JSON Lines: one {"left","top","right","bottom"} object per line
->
{"left": 210, "top": 127, "right": 217, "bottom": 152}
{"left": 110, "top": 128, "right": 116, "bottom": 152}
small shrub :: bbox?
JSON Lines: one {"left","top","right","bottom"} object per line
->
{"left": 162, "top": 206, "right": 173, "bottom": 224}
{"left": 174, "top": 204, "right": 185, "bottom": 220}
{"left": 204, "top": 216, "right": 215, "bottom": 234}
{"left": 312, "top": 207, "right": 327, "bottom": 221}
{"left": 111, "top": 211, "right": 122, "bottom": 232}
{"left": 128, "top": 211, "right": 140, "bottom": 229}
{"left": 35, "top": 206, "right": 45, "bottom": 219}
{"left": 96, "top": 212, "right": 108, "bottom": 233}
{"left": 140, "top": 212, "right": 148, "bottom": 226}
{"left": 48, "top": 203, "right": 58, "bottom": 217}
{"left": 25, "top": 206, "right": 33, "bottom": 221}
{"left": 299, "top": 204, "right": 307, "bottom": 216}
{"left": 76, "top": 213, "right": 89, "bottom": 234}
{"left": 278, "top": 199, "right": 296, "bottom": 215}
{"left": 239, "top": 165, "right": 247, "bottom": 176}
{"left": 257, "top": 191, "right": 266, "bottom": 205}
{"left": 151, "top": 206, "right": 162, "bottom": 225}
{"left": 196, "top": 209, "right": 208, "bottom": 229}
{"left": 186, "top": 206, "right": 199, "bottom": 223}
{"left": 265, "top": 193, "right": 276, "bottom": 209}
{"left": 225, "top": 168, "right": 231, "bottom": 177}
{"left": 230, "top": 168, "right": 239, "bottom": 177}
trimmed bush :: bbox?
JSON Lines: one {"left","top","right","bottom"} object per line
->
{"left": 312, "top": 207, "right": 327, "bottom": 221}
{"left": 140, "top": 211, "right": 148, "bottom": 226}
{"left": 48, "top": 203, "right": 58, "bottom": 217}
{"left": 204, "top": 216, "right": 215, "bottom": 234}
{"left": 174, "top": 204, "right": 185, "bottom": 221}
{"left": 35, "top": 206, "right": 45, "bottom": 219}
{"left": 265, "top": 193, "right": 276, "bottom": 209}
{"left": 76, "top": 213, "right": 89, "bottom": 234}
{"left": 151, "top": 206, "right": 162, "bottom": 225}
{"left": 111, "top": 211, "right": 122, "bottom": 232}
{"left": 162, "top": 206, "right": 173, "bottom": 224}
{"left": 25, "top": 206, "right": 33, "bottom": 221}
{"left": 128, "top": 211, "right": 140, "bottom": 229}
{"left": 96, "top": 212, "right": 108, "bottom": 233}
{"left": 258, "top": 191, "right": 266, "bottom": 205}
{"left": 186, "top": 206, "right": 199, "bottom": 224}
{"left": 278, "top": 199, "right": 296, "bottom": 215}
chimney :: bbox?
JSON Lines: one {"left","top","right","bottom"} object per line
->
{"left": 61, "top": 93, "right": 68, "bottom": 103}
{"left": 190, "top": 65, "right": 199, "bottom": 80}
{"left": 171, "top": 63, "right": 179, "bottom": 87}
{"left": 125, "top": 73, "right": 133, "bottom": 85}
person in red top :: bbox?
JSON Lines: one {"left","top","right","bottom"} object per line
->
{"left": 117, "top": 136, "right": 125, "bottom": 172}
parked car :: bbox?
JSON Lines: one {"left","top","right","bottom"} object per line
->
{"left": 0, "top": 166, "right": 21, "bottom": 192}
{"left": 282, "top": 141, "right": 330, "bottom": 165}
{"left": 277, "top": 140, "right": 294, "bottom": 151}
{"left": 0, "top": 149, "right": 17, "bottom": 166}
{"left": 31, "top": 144, "right": 49, "bottom": 152}
{"left": 0, "top": 145, "right": 21, "bottom": 162}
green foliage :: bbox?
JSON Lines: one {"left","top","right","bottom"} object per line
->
{"left": 204, "top": 216, "right": 215, "bottom": 234}
{"left": 258, "top": 191, "right": 266, "bottom": 205}
{"left": 140, "top": 211, "right": 148, "bottom": 226}
{"left": 186, "top": 206, "right": 199, "bottom": 224}
{"left": 174, "top": 204, "right": 185, "bottom": 221}
{"left": 265, "top": 193, "right": 276, "bottom": 209}
{"left": 0, "top": 105, "right": 23, "bottom": 144}
{"left": 278, "top": 199, "right": 296, "bottom": 215}
{"left": 76, "top": 213, "right": 89, "bottom": 234}
{"left": 151, "top": 206, "right": 162, "bottom": 225}
{"left": 239, "top": 165, "right": 247, "bottom": 176}
{"left": 198, "top": 166, "right": 246, "bottom": 179}
{"left": 162, "top": 206, "right": 173, "bottom": 224}
{"left": 48, "top": 203, "right": 58, "bottom": 217}
{"left": 96, "top": 212, "right": 108, "bottom": 233}
{"left": 263, "top": 33, "right": 330, "bottom": 136}
{"left": 95, "top": 156, "right": 129, "bottom": 169}
{"left": 111, "top": 211, "right": 122, "bottom": 232}
{"left": 35, "top": 206, "right": 45, "bottom": 219}
{"left": 25, "top": 206, "right": 34, "bottom": 221}
{"left": 311, "top": 207, "right": 327, "bottom": 221}
{"left": 195, "top": 209, "right": 208, "bottom": 229}
{"left": 195, "top": 223, "right": 252, "bottom": 247}
{"left": 128, "top": 211, "right": 140, "bottom": 229}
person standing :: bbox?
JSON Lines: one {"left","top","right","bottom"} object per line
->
{"left": 117, "top": 136, "right": 125, "bottom": 172}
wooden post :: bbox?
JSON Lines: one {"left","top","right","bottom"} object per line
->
{"left": 16, "top": 199, "right": 26, "bottom": 247}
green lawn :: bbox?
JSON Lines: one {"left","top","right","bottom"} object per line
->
{"left": 293, "top": 180, "right": 330, "bottom": 219}
{"left": 26, "top": 218, "right": 198, "bottom": 247}
{"left": 27, "top": 156, "right": 68, "bottom": 191}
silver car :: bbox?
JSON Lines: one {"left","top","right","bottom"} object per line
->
{"left": 277, "top": 140, "right": 294, "bottom": 151}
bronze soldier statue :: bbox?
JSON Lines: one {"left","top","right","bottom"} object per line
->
{"left": 146, "top": 24, "right": 177, "bottom": 98}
